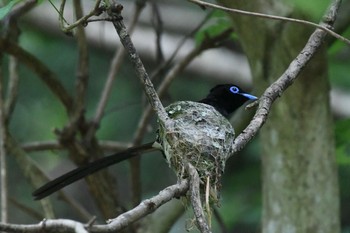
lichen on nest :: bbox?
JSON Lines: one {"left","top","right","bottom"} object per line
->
{"left": 157, "top": 101, "right": 235, "bottom": 203}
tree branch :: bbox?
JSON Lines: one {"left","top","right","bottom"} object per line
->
{"left": 187, "top": 163, "right": 211, "bottom": 233}
{"left": 20, "top": 140, "right": 130, "bottom": 152}
{"left": 4, "top": 56, "right": 19, "bottom": 124}
{"left": 0, "top": 45, "right": 8, "bottom": 224}
{"left": 58, "top": 0, "right": 104, "bottom": 34}
{"left": 73, "top": 0, "right": 89, "bottom": 120}
{"left": 0, "top": 180, "right": 189, "bottom": 233}
{"left": 0, "top": 219, "right": 88, "bottom": 233}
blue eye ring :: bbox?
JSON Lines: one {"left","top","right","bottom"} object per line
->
{"left": 230, "top": 86, "right": 239, "bottom": 94}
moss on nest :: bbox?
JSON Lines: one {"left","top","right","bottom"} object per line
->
{"left": 157, "top": 101, "right": 235, "bottom": 203}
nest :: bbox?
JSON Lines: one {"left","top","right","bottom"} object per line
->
{"left": 157, "top": 101, "right": 235, "bottom": 203}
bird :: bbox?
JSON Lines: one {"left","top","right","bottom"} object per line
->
{"left": 32, "top": 84, "right": 257, "bottom": 200}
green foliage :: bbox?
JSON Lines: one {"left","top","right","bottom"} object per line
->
{"left": 328, "top": 27, "right": 350, "bottom": 88}
{"left": 294, "top": 0, "right": 330, "bottom": 20}
{"left": 218, "top": 140, "right": 261, "bottom": 230}
{"left": 0, "top": 0, "right": 23, "bottom": 19}
{"left": 329, "top": 58, "right": 350, "bottom": 88}
{"left": 195, "top": 10, "right": 237, "bottom": 45}
{"left": 335, "top": 119, "right": 350, "bottom": 165}
{"left": 0, "top": 0, "right": 47, "bottom": 20}
{"left": 328, "top": 27, "right": 350, "bottom": 55}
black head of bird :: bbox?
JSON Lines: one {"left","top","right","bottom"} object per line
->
{"left": 199, "top": 84, "right": 258, "bottom": 118}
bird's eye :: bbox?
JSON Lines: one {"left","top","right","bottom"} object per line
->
{"left": 230, "top": 86, "right": 239, "bottom": 94}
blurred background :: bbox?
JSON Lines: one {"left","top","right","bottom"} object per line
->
{"left": 1, "top": 0, "right": 350, "bottom": 232}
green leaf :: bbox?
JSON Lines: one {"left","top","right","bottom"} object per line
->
{"left": 294, "top": 0, "right": 331, "bottom": 20}
{"left": 336, "top": 146, "right": 350, "bottom": 165}
{"left": 335, "top": 119, "right": 350, "bottom": 165}
{"left": 328, "top": 27, "right": 350, "bottom": 55}
{"left": 0, "top": 0, "right": 23, "bottom": 20}
{"left": 195, "top": 10, "right": 236, "bottom": 45}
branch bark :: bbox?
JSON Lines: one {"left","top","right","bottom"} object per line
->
{"left": 0, "top": 180, "right": 189, "bottom": 233}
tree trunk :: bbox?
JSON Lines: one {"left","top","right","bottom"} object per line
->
{"left": 217, "top": 1, "right": 340, "bottom": 232}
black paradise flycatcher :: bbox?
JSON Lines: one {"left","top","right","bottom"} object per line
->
{"left": 33, "top": 84, "right": 257, "bottom": 200}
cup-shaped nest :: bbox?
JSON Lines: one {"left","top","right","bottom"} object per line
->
{"left": 157, "top": 101, "right": 235, "bottom": 202}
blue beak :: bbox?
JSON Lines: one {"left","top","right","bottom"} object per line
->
{"left": 241, "top": 93, "right": 258, "bottom": 100}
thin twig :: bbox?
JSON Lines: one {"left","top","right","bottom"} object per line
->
{"left": 188, "top": 0, "right": 350, "bottom": 46}
{"left": 21, "top": 140, "right": 130, "bottom": 152}
{"left": 0, "top": 49, "right": 8, "bottom": 224}
{"left": 86, "top": 17, "right": 113, "bottom": 23}
{"left": 57, "top": 0, "right": 70, "bottom": 29}
{"left": 0, "top": 219, "right": 88, "bottom": 233}
{"left": 4, "top": 56, "right": 19, "bottom": 124}
{"left": 151, "top": 3, "right": 165, "bottom": 64}
{"left": 73, "top": 0, "right": 89, "bottom": 119}
{"left": 21, "top": 141, "right": 63, "bottom": 152}
{"left": 59, "top": 0, "right": 104, "bottom": 33}
{"left": 187, "top": 163, "right": 211, "bottom": 233}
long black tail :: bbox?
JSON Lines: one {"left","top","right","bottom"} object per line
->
{"left": 33, "top": 142, "right": 156, "bottom": 200}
